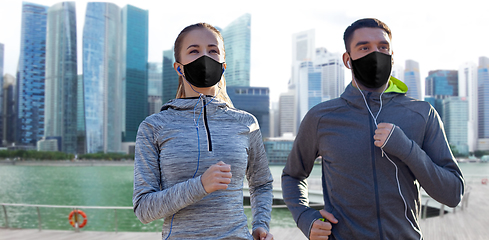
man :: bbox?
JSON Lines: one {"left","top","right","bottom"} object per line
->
{"left": 282, "top": 18, "right": 464, "bottom": 240}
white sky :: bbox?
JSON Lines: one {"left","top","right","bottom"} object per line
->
{"left": 1, "top": 0, "right": 488, "bottom": 102}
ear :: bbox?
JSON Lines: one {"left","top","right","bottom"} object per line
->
{"left": 342, "top": 52, "right": 351, "bottom": 69}
{"left": 173, "top": 62, "right": 183, "bottom": 76}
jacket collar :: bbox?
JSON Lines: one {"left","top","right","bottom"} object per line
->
{"left": 341, "top": 76, "right": 407, "bottom": 110}
{"left": 160, "top": 96, "right": 228, "bottom": 114}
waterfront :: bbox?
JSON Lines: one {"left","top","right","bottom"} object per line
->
{"left": 0, "top": 162, "right": 487, "bottom": 232}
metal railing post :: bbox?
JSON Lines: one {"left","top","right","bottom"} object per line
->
{"left": 36, "top": 207, "right": 42, "bottom": 231}
{"left": 422, "top": 199, "right": 429, "bottom": 219}
{"left": 2, "top": 205, "right": 8, "bottom": 228}
{"left": 114, "top": 209, "right": 118, "bottom": 233}
{"left": 439, "top": 204, "right": 445, "bottom": 217}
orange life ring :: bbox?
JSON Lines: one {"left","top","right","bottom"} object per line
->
{"left": 68, "top": 210, "right": 87, "bottom": 228}
{"left": 482, "top": 178, "right": 488, "bottom": 185}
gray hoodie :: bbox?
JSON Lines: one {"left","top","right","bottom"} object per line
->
{"left": 133, "top": 96, "right": 273, "bottom": 239}
{"left": 282, "top": 82, "right": 464, "bottom": 240}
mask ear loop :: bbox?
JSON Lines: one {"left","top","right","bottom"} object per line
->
{"left": 353, "top": 78, "right": 423, "bottom": 240}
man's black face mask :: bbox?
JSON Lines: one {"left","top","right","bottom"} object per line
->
{"left": 350, "top": 51, "right": 392, "bottom": 89}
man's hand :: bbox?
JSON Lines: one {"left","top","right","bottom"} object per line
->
{"left": 374, "top": 123, "right": 394, "bottom": 147}
{"left": 201, "top": 161, "right": 232, "bottom": 193}
{"left": 252, "top": 227, "right": 273, "bottom": 240}
{"left": 310, "top": 210, "right": 338, "bottom": 240}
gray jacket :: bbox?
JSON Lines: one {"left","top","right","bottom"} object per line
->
{"left": 282, "top": 82, "right": 464, "bottom": 239}
{"left": 133, "top": 96, "right": 273, "bottom": 239}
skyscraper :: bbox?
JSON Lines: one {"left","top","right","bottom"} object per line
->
{"left": 404, "top": 60, "right": 422, "bottom": 100}
{"left": 443, "top": 97, "right": 468, "bottom": 155}
{"left": 148, "top": 62, "right": 162, "bottom": 115}
{"left": 2, "top": 74, "right": 15, "bottom": 146}
{"left": 162, "top": 49, "right": 178, "bottom": 104}
{"left": 16, "top": 2, "right": 49, "bottom": 146}
{"left": 477, "top": 57, "right": 489, "bottom": 148}
{"left": 121, "top": 5, "right": 148, "bottom": 143}
{"left": 221, "top": 13, "right": 251, "bottom": 87}
{"left": 227, "top": 86, "right": 270, "bottom": 138}
{"left": 83, "top": 2, "right": 122, "bottom": 153}
{"left": 0, "top": 43, "right": 3, "bottom": 144}
{"left": 425, "top": 70, "right": 458, "bottom": 117}
{"left": 43, "top": 2, "right": 77, "bottom": 153}
{"left": 459, "top": 62, "right": 478, "bottom": 152}
{"left": 279, "top": 89, "right": 295, "bottom": 137}
{"left": 315, "top": 48, "right": 344, "bottom": 101}
{"left": 292, "top": 29, "right": 315, "bottom": 134}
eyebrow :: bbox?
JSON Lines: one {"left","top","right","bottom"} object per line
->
{"left": 186, "top": 44, "right": 219, "bottom": 49}
{"left": 355, "top": 40, "right": 390, "bottom": 47}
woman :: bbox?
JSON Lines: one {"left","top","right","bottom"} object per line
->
{"left": 133, "top": 23, "right": 274, "bottom": 240}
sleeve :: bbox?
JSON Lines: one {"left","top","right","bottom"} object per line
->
{"left": 132, "top": 120, "right": 209, "bottom": 224}
{"left": 381, "top": 107, "right": 465, "bottom": 207}
{"left": 246, "top": 119, "right": 274, "bottom": 233}
{"left": 281, "top": 111, "right": 323, "bottom": 238}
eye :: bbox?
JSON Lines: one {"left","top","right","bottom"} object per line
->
{"left": 189, "top": 49, "right": 199, "bottom": 54}
{"left": 209, "top": 49, "right": 219, "bottom": 54}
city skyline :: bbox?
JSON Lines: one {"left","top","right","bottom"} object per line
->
{"left": 1, "top": 0, "right": 488, "bottom": 102}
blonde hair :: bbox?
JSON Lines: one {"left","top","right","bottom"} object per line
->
{"left": 174, "top": 23, "right": 233, "bottom": 107}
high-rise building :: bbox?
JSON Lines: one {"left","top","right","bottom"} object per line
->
{"left": 162, "top": 49, "right": 178, "bottom": 104}
{"left": 76, "top": 75, "right": 85, "bottom": 154}
{"left": 292, "top": 30, "right": 315, "bottom": 134}
{"left": 16, "top": 2, "right": 49, "bottom": 146}
{"left": 315, "top": 48, "right": 345, "bottom": 101}
{"left": 0, "top": 43, "right": 4, "bottom": 144}
{"left": 404, "top": 60, "right": 422, "bottom": 100}
{"left": 477, "top": 57, "right": 489, "bottom": 149}
{"left": 296, "top": 48, "right": 344, "bottom": 129}
{"left": 148, "top": 62, "right": 162, "bottom": 115}
{"left": 43, "top": 2, "right": 77, "bottom": 153}
{"left": 278, "top": 89, "right": 295, "bottom": 137}
{"left": 227, "top": 86, "right": 270, "bottom": 138}
{"left": 391, "top": 64, "right": 404, "bottom": 81}
{"left": 121, "top": 5, "right": 148, "bottom": 143}
{"left": 83, "top": 2, "right": 122, "bottom": 153}
{"left": 443, "top": 97, "right": 468, "bottom": 155}
{"left": 263, "top": 135, "right": 295, "bottom": 164}
{"left": 425, "top": 70, "right": 458, "bottom": 118}
{"left": 221, "top": 13, "right": 251, "bottom": 87}
{"left": 2, "top": 74, "right": 16, "bottom": 146}
{"left": 459, "top": 62, "right": 478, "bottom": 152}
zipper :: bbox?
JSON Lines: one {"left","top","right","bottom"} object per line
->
{"left": 202, "top": 98, "right": 213, "bottom": 151}
{"left": 367, "top": 92, "right": 384, "bottom": 239}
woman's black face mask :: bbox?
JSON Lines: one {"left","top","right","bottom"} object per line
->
{"left": 180, "top": 55, "right": 225, "bottom": 88}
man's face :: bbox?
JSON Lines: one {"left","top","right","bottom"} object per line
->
{"left": 348, "top": 27, "right": 392, "bottom": 61}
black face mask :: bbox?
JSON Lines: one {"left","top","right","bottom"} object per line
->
{"left": 180, "top": 55, "right": 224, "bottom": 88}
{"left": 350, "top": 51, "right": 392, "bottom": 89}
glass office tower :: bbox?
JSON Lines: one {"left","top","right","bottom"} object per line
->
{"left": 222, "top": 13, "right": 251, "bottom": 87}
{"left": 83, "top": 2, "right": 122, "bottom": 153}
{"left": 121, "top": 5, "right": 148, "bottom": 142}
{"left": 16, "top": 2, "right": 49, "bottom": 146}
{"left": 44, "top": 2, "right": 77, "bottom": 153}
{"left": 227, "top": 86, "right": 270, "bottom": 138}
{"left": 162, "top": 49, "right": 178, "bottom": 103}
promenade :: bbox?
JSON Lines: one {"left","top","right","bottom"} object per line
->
{"left": 1, "top": 181, "right": 488, "bottom": 240}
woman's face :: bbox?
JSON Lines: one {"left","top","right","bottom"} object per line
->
{"left": 178, "top": 28, "right": 225, "bottom": 66}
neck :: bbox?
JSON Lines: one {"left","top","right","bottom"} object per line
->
{"left": 183, "top": 84, "right": 218, "bottom": 98}
{"left": 352, "top": 79, "right": 389, "bottom": 93}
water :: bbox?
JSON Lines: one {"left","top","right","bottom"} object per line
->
{"left": 0, "top": 162, "right": 486, "bottom": 232}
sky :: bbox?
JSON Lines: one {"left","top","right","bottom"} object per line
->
{"left": 1, "top": 0, "right": 488, "bottom": 102}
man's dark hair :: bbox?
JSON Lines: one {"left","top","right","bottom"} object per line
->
{"left": 343, "top": 18, "right": 392, "bottom": 52}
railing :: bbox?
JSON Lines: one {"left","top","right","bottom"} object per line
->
{"left": 0, "top": 203, "right": 133, "bottom": 233}
{"left": 421, "top": 183, "right": 472, "bottom": 219}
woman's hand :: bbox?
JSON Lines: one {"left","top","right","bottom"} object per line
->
{"left": 201, "top": 161, "right": 232, "bottom": 193}
{"left": 252, "top": 227, "right": 273, "bottom": 240}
